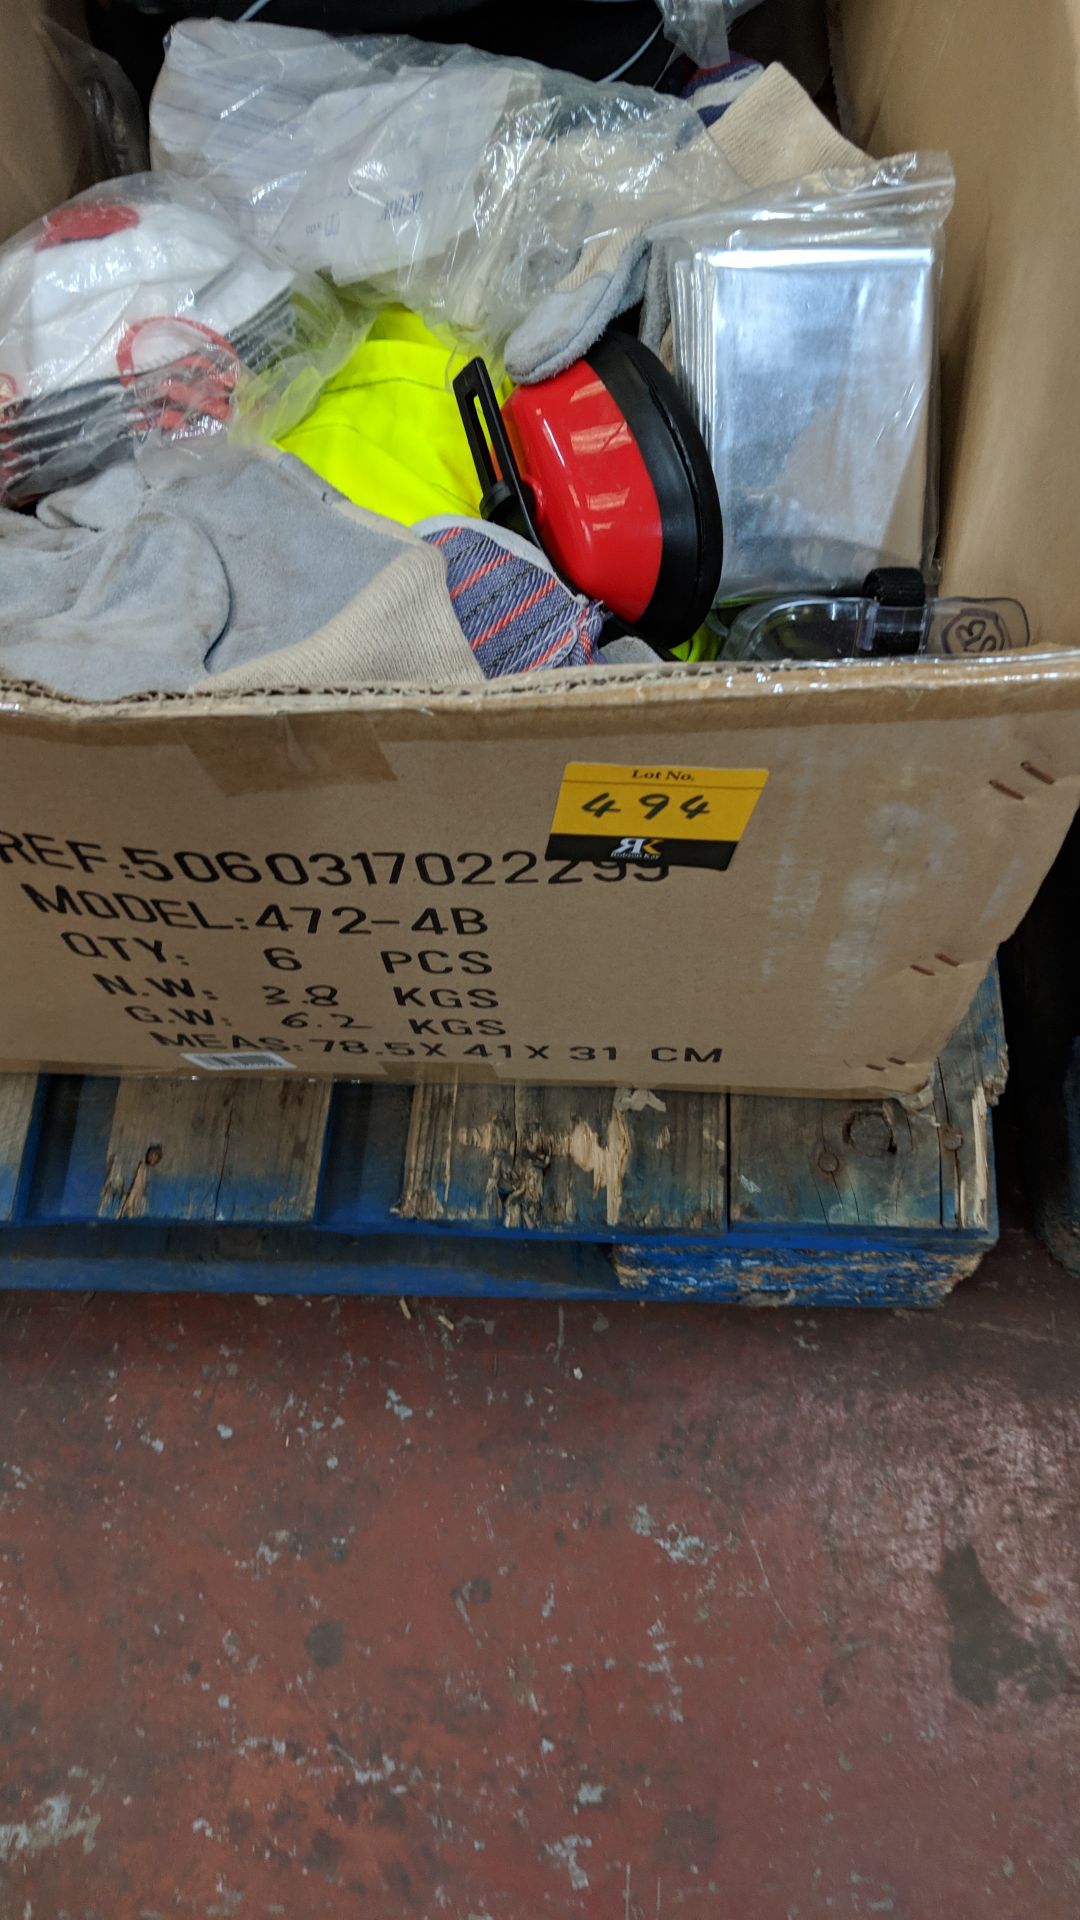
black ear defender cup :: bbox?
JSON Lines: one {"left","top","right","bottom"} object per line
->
{"left": 586, "top": 331, "right": 724, "bottom": 654}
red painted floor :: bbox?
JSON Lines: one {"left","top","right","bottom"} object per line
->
{"left": 1, "top": 1218, "right": 1078, "bottom": 1916}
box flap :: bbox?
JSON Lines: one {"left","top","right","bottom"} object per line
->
{"left": 0, "top": 2, "right": 94, "bottom": 244}
{"left": 837, "top": 0, "right": 1080, "bottom": 648}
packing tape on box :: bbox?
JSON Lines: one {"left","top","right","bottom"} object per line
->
{"left": 0, "top": 699, "right": 398, "bottom": 795}
{"left": 175, "top": 707, "right": 400, "bottom": 797}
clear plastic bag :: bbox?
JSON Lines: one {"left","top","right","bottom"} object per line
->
{"left": 150, "top": 19, "right": 735, "bottom": 354}
{"left": 656, "top": 0, "right": 770, "bottom": 65}
{"left": 0, "top": 172, "right": 352, "bottom": 506}
{"left": 660, "top": 154, "right": 956, "bottom": 599}
{"left": 657, "top": 0, "right": 730, "bottom": 66}
{"left": 46, "top": 22, "right": 150, "bottom": 181}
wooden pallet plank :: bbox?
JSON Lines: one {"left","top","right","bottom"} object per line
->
{"left": 0, "top": 1075, "right": 41, "bottom": 1222}
{"left": 729, "top": 972, "right": 1001, "bottom": 1234}
{"left": 0, "top": 1224, "right": 974, "bottom": 1305}
{"left": 957, "top": 968, "right": 1009, "bottom": 1105}
{"left": 0, "top": 1225, "right": 622, "bottom": 1297}
{"left": 611, "top": 1239, "right": 984, "bottom": 1305}
{"left": 98, "top": 1077, "right": 333, "bottom": 1224}
{"left": 933, "top": 972, "right": 1006, "bottom": 1233}
{"left": 729, "top": 1090, "right": 944, "bottom": 1232}
{"left": 398, "top": 1083, "right": 727, "bottom": 1233}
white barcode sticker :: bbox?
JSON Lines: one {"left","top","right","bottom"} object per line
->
{"left": 184, "top": 1051, "right": 295, "bottom": 1072}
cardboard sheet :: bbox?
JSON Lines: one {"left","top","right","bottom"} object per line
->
{"left": 0, "top": 2, "right": 93, "bottom": 242}
{"left": 1, "top": 657, "right": 1077, "bottom": 1090}
{"left": 836, "top": 0, "right": 1080, "bottom": 649}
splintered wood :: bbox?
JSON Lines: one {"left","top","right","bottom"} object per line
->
{"left": 398, "top": 975, "right": 1004, "bottom": 1240}
{"left": 398, "top": 1083, "right": 727, "bottom": 1232}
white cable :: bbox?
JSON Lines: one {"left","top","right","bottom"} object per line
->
{"left": 599, "top": 18, "right": 664, "bottom": 83}
{"left": 234, "top": 1, "right": 662, "bottom": 76}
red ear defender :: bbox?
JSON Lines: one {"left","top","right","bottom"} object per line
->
{"left": 454, "top": 332, "right": 723, "bottom": 657}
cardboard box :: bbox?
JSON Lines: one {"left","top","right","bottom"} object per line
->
{"left": 1, "top": 0, "right": 1078, "bottom": 1093}
{"left": 0, "top": 2, "right": 96, "bottom": 241}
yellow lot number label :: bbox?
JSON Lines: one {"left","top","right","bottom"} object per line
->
{"left": 547, "top": 763, "right": 769, "bottom": 872}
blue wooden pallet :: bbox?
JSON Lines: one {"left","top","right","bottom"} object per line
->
{"left": 0, "top": 974, "right": 1005, "bottom": 1303}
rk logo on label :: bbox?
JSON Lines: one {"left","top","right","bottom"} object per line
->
{"left": 547, "top": 763, "right": 769, "bottom": 871}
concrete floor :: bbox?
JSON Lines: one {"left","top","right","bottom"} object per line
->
{"left": 0, "top": 1161, "right": 1077, "bottom": 1916}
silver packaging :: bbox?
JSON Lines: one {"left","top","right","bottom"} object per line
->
{"left": 663, "top": 155, "right": 956, "bottom": 600}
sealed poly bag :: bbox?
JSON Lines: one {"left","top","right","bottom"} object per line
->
{"left": 273, "top": 60, "right": 520, "bottom": 288}
{"left": 0, "top": 173, "right": 350, "bottom": 505}
{"left": 662, "top": 154, "right": 955, "bottom": 599}
{"left": 150, "top": 19, "right": 737, "bottom": 355}
{"left": 151, "top": 23, "right": 514, "bottom": 273}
